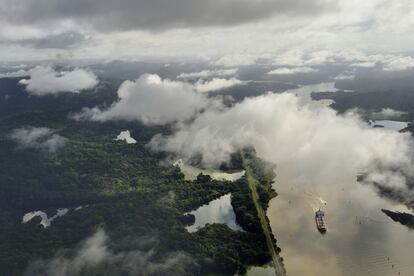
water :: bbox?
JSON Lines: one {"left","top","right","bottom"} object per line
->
{"left": 370, "top": 120, "right": 409, "bottom": 132}
{"left": 246, "top": 265, "right": 275, "bottom": 276}
{"left": 22, "top": 208, "right": 69, "bottom": 228}
{"left": 174, "top": 159, "right": 245, "bottom": 181}
{"left": 266, "top": 161, "right": 414, "bottom": 276}
{"left": 284, "top": 82, "right": 339, "bottom": 107}
{"left": 185, "top": 194, "right": 243, "bottom": 233}
{"left": 115, "top": 130, "right": 137, "bottom": 144}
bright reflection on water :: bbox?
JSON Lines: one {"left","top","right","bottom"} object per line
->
{"left": 370, "top": 120, "right": 409, "bottom": 132}
{"left": 22, "top": 208, "right": 69, "bottom": 228}
{"left": 185, "top": 194, "right": 243, "bottom": 233}
{"left": 246, "top": 265, "right": 275, "bottom": 276}
{"left": 284, "top": 82, "right": 339, "bottom": 107}
{"left": 174, "top": 159, "right": 245, "bottom": 181}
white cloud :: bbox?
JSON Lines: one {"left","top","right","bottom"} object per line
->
{"left": 0, "top": 22, "right": 46, "bottom": 41}
{"left": 269, "top": 50, "right": 414, "bottom": 74}
{"left": 74, "top": 74, "right": 220, "bottom": 125}
{"left": 269, "top": 50, "right": 414, "bottom": 73}
{"left": 194, "top": 78, "right": 246, "bottom": 93}
{"left": 382, "top": 56, "right": 414, "bottom": 71}
{"left": 267, "top": 66, "right": 318, "bottom": 75}
{"left": 214, "top": 54, "right": 259, "bottom": 67}
{"left": 18, "top": 66, "right": 98, "bottom": 95}
{"left": 71, "top": 71, "right": 414, "bottom": 204}
{"left": 303, "top": 50, "right": 337, "bottom": 66}
{"left": 334, "top": 71, "right": 355, "bottom": 80}
{"left": 371, "top": 108, "right": 407, "bottom": 120}
{"left": 10, "top": 127, "right": 67, "bottom": 153}
{"left": 272, "top": 50, "right": 305, "bottom": 66}
{"left": 350, "top": 61, "right": 377, "bottom": 68}
{"left": 177, "top": 68, "right": 238, "bottom": 80}
{"left": 149, "top": 92, "right": 414, "bottom": 203}
{"left": 0, "top": 69, "right": 31, "bottom": 78}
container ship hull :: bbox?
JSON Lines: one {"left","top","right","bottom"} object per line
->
{"left": 315, "top": 210, "right": 327, "bottom": 233}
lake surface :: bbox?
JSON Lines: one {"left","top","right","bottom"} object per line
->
{"left": 115, "top": 130, "right": 137, "bottom": 144}
{"left": 22, "top": 208, "right": 69, "bottom": 228}
{"left": 185, "top": 193, "right": 243, "bottom": 233}
{"left": 174, "top": 159, "right": 245, "bottom": 181}
{"left": 284, "top": 82, "right": 339, "bottom": 107}
{"left": 246, "top": 265, "right": 275, "bottom": 276}
{"left": 370, "top": 120, "right": 409, "bottom": 132}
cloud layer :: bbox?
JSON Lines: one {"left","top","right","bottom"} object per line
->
{"left": 1, "top": 1, "right": 414, "bottom": 63}
{"left": 73, "top": 73, "right": 414, "bottom": 204}
{"left": 268, "top": 67, "right": 318, "bottom": 75}
{"left": 19, "top": 66, "right": 98, "bottom": 95}
{"left": 177, "top": 68, "right": 238, "bottom": 81}
{"left": 2, "top": 0, "right": 331, "bottom": 32}
{"left": 0, "top": 69, "right": 31, "bottom": 78}
{"left": 147, "top": 92, "right": 414, "bottom": 205}
{"left": 194, "top": 78, "right": 246, "bottom": 93}
{"left": 68, "top": 67, "right": 414, "bottom": 207}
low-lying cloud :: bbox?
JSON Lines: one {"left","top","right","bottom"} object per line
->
{"left": 73, "top": 71, "right": 414, "bottom": 206}
{"left": 382, "top": 56, "right": 414, "bottom": 71}
{"left": 214, "top": 54, "right": 259, "bottom": 67}
{"left": 24, "top": 229, "right": 194, "bottom": 276}
{"left": 10, "top": 127, "right": 67, "bottom": 153}
{"left": 148, "top": 92, "right": 414, "bottom": 205}
{"left": 0, "top": 69, "right": 31, "bottom": 78}
{"left": 267, "top": 67, "right": 318, "bottom": 75}
{"left": 270, "top": 50, "right": 414, "bottom": 73}
{"left": 74, "top": 74, "right": 220, "bottom": 124}
{"left": 19, "top": 66, "right": 98, "bottom": 95}
{"left": 194, "top": 78, "right": 246, "bottom": 93}
{"left": 177, "top": 68, "right": 238, "bottom": 80}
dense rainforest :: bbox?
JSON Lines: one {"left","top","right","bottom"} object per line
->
{"left": 0, "top": 77, "right": 279, "bottom": 275}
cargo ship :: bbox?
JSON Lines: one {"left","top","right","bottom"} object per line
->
{"left": 315, "top": 209, "right": 327, "bottom": 233}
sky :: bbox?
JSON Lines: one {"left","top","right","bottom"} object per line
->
{"left": 1, "top": 0, "right": 414, "bottom": 62}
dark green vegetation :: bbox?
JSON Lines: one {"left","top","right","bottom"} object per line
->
{"left": 0, "top": 77, "right": 279, "bottom": 275}
{"left": 241, "top": 149, "right": 284, "bottom": 276}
